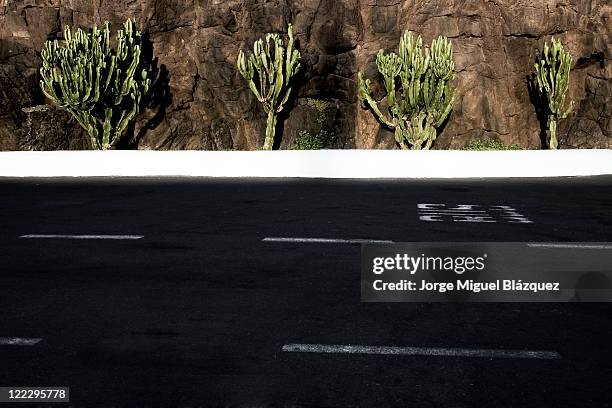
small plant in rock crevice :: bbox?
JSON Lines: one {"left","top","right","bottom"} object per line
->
{"left": 305, "top": 98, "right": 331, "bottom": 125}
{"left": 293, "top": 98, "right": 336, "bottom": 150}
{"left": 463, "top": 138, "right": 524, "bottom": 151}
{"left": 295, "top": 130, "right": 325, "bottom": 150}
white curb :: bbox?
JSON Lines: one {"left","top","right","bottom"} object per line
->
{"left": 0, "top": 150, "right": 610, "bottom": 179}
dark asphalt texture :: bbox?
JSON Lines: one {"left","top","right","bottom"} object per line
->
{"left": 0, "top": 177, "right": 611, "bottom": 407}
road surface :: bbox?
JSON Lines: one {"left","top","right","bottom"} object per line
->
{"left": 0, "top": 177, "right": 611, "bottom": 407}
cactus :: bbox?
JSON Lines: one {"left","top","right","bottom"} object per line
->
{"left": 534, "top": 37, "right": 574, "bottom": 149}
{"left": 237, "top": 24, "right": 301, "bottom": 150}
{"left": 358, "top": 31, "right": 456, "bottom": 150}
{"left": 40, "top": 19, "right": 151, "bottom": 150}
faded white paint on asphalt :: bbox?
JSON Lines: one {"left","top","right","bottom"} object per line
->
{"left": 528, "top": 243, "right": 612, "bottom": 250}
{"left": 263, "top": 238, "right": 394, "bottom": 244}
{"left": 418, "top": 204, "right": 533, "bottom": 223}
{"left": 0, "top": 338, "right": 42, "bottom": 346}
{"left": 282, "top": 343, "right": 561, "bottom": 360}
{"left": 20, "top": 234, "right": 144, "bottom": 240}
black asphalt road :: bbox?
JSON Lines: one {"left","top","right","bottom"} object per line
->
{"left": 0, "top": 177, "right": 611, "bottom": 407}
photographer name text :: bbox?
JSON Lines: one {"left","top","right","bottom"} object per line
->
{"left": 373, "top": 279, "right": 560, "bottom": 293}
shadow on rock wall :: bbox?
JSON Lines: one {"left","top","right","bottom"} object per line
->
{"left": 119, "top": 32, "right": 173, "bottom": 150}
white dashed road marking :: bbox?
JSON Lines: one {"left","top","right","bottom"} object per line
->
{"left": 20, "top": 235, "right": 143, "bottom": 240}
{"left": 528, "top": 243, "right": 612, "bottom": 250}
{"left": 263, "top": 238, "right": 394, "bottom": 244}
{"left": 282, "top": 344, "right": 561, "bottom": 360}
{"left": 0, "top": 338, "right": 42, "bottom": 346}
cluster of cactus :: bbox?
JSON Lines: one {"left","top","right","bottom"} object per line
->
{"left": 37, "top": 19, "right": 577, "bottom": 152}
{"left": 534, "top": 37, "right": 574, "bottom": 149}
{"left": 358, "top": 31, "right": 455, "bottom": 150}
{"left": 237, "top": 24, "right": 301, "bottom": 150}
{"left": 40, "top": 18, "right": 151, "bottom": 150}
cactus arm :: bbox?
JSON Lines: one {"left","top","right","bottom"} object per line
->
{"left": 285, "top": 29, "right": 294, "bottom": 83}
{"left": 376, "top": 50, "right": 402, "bottom": 108}
{"left": 285, "top": 24, "right": 297, "bottom": 84}
{"left": 249, "top": 80, "right": 264, "bottom": 103}
{"left": 238, "top": 51, "right": 264, "bottom": 102}
{"left": 358, "top": 72, "right": 395, "bottom": 129}
{"left": 268, "top": 38, "right": 284, "bottom": 106}
{"left": 561, "top": 100, "right": 574, "bottom": 119}
{"left": 104, "top": 55, "right": 116, "bottom": 92}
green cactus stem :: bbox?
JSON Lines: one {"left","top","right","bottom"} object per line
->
{"left": 358, "top": 31, "right": 456, "bottom": 150}
{"left": 40, "top": 18, "right": 151, "bottom": 150}
{"left": 237, "top": 24, "right": 301, "bottom": 150}
{"left": 534, "top": 37, "right": 574, "bottom": 149}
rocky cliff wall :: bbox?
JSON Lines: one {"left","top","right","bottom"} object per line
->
{"left": 0, "top": 0, "right": 610, "bottom": 150}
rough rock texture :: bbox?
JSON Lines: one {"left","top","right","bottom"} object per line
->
{"left": 0, "top": 0, "right": 610, "bottom": 150}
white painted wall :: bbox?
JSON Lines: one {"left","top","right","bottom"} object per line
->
{"left": 0, "top": 150, "right": 610, "bottom": 178}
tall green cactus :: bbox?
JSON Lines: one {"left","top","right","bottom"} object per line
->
{"left": 237, "top": 24, "right": 301, "bottom": 150}
{"left": 359, "top": 31, "right": 456, "bottom": 150}
{"left": 534, "top": 37, "right": 574, "bottom": 149}
{"left": 40, "top": 19, "right": 151, "bottom": 150}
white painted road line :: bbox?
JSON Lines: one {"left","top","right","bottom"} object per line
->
{"left": 282, "top": 344, "right": 561, "bottom": 360}
{"left": 20, "top": 234, "right": 144, "bottom": 240}
{"left": 263, "top": 238, "right": 394, "bottom": 244}
{"left": 528, "top": 243, "right": 612, "bottom": 250}
{"left": 0, "top": 338, "right": 42, "bottom": 346}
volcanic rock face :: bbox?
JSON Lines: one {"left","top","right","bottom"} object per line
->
{"left": 0, "top": 0, "right": 610, "bottom": 150}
